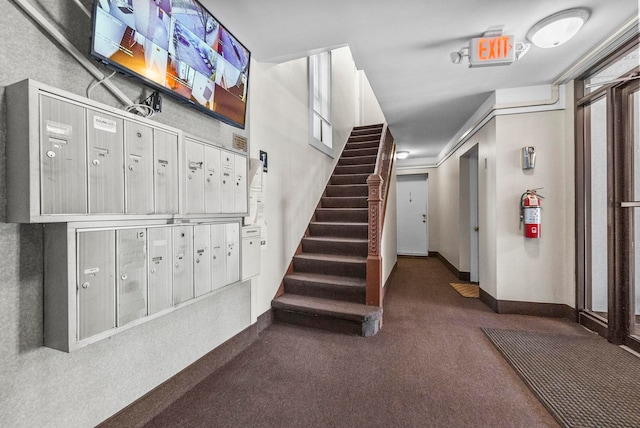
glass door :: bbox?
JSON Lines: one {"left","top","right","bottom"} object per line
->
{"left": 621, "top": 81, "right": 640, "bottom": 346}
{"left": 576, "top": 39, "right": 640, "bottom": 351}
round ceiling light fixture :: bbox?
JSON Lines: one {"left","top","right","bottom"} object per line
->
{"left": 527, "top": 8, "right": 590, "bottom": 49}
{"left": 396, "top": 151, "right": 410, "bottom": 159}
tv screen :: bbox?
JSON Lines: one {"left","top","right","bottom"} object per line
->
{"left": 91, "top": 0, "right": 250, "bottom": 129}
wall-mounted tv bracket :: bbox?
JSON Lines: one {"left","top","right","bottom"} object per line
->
{"left": 145, "top": 91, "right": 163, "bottom": 113}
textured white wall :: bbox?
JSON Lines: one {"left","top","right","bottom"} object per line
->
{"left": 495, "top": 110, "right": 574, "bottom": 305}
{"left": 0, "top": 1, "right": 251, "bottom": 426}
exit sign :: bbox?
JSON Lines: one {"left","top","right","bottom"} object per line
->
{"left": 469, "top": 35, "right": 515, "bottom": 67}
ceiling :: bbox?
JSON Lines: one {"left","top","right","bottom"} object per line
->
{"left": 204, "top": 0, "right": 639, "bottom": 165}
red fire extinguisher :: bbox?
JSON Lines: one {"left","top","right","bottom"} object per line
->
{"left": 520, "top": 189, "right": 543, "bottom": 239}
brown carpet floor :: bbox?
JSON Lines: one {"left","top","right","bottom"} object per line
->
{"left": 141, "top": 256, "right": 590, "bottom": 427}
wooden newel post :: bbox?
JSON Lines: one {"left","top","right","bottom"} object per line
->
{"left": 367, "top": 174, "right": 383, "bottom": 307}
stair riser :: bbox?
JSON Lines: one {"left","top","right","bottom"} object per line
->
{"left": 283, "top": 278, "right": 365, "bottom": 303}
{"left": 334, "top": 165, "right": 375, "bottom": 175}
{"left": 293, "top": 257, "right": 366, "bottom": 278}
{"left": 342, "top": 148, "right": 378, "bottom": 158}
{"left": 302, "top": 239, "right": 368, "bottom": 257}
{"left": 315, "top": 209, "right": 368, "bottom": 222}
{"left": 273, "top": 309, "right": 379, "bottom": 336}
{"left": 321, "top": 197, "right": 368, "bottom": 208}
{"left": 330, "top": 174, "right": 370, "bottom": 185}
{"left": 345, "top": 141, "right": 380, "bottom": 150}
{"left": 325, "top": 185, "right": 368, "bottom": 197}
{"left": 348, "top": 132, "right": 382, "bottom": 141}
{"left": 338, "top": 155, "right": 377, "bottom": 166}
{"left": 309, "top": 223, "right": 368, "bottom": 238}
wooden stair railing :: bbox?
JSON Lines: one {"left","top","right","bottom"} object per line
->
{"left": 366, "top": 124, "right": 395, "bottom": 306}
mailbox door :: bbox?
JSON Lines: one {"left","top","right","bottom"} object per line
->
{"left": 87, "top": 109, "right": 124, "bottom": 214}
{"left": 77, "top": 230, "right": 116, "bottom": 341}
{"left": 225, "top": 222, "right": 240, "bottom": 284}
{"left": 39, "top": 95, "right": 87, "bottom": 214}
{"left": 124, "top": 121, "right": 154, "bottom": 214}
{"left": 153, "top": 129, "right": 179, "bottom": 214}
{"left": 220, "top": 151, "right": 234, "bottom": 213}
{"left": 172, "top": 225, "right": 194, "bottom": 304}
{"left": 116, "top": 228, "right": 148, "bottom": 326}
{"left": 193, "top": 224, "right": 212, "bottom": 297}
{"left": 211, "top": 223, "right": 226, "bottom": 290}
{"left": 234, "top": 154, "right": 247, "bottom": 213}
{"left": 204, "top": 145, "right": 221, "bottom": 214}
{"left": 147, "top": 227, "right": 173, "bottom": 315}
{"left": 185, "top": 140, "right": 205, "bottom": 214}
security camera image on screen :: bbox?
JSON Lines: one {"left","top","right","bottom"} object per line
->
{"left": 92, "top": 0, "right": 250, "bottom": 128}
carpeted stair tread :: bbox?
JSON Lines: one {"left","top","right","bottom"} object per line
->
{"left": 315, "top": 208, "right": 368, "bottom": 222}
{"left": 294, "top": 252, "right": 366, "bottom": 264}
{"left": 272, "top": 294, "right": 382, "bottom": 322}
{"left": 320, "top": 196, "right": 369, "bottom": 208}
{"left": 285, "top": 271, "right": 367, "bottom": 288}
{"left": 330, "top": 174, "right": 371, "bottom": 185}
{"left": 302, "top": 236, "right": 368, "bottom": 244}
{"left": 325, "top": 184, "right": 368, "bottom": 197}
{"left": 337, "top": 155, "right": 378, "bottom": 166}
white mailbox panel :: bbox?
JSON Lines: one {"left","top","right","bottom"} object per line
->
{"left": 39, "top": 95, "right": 87, "bottom": 215}
{"left": 204, "top": 145, "right": 221, "bottom": 214}
{"left": 193, "top": 224, "right": 212, "bottom": 297}
{"left": 124, "top": 121, "right": 154, "bottom": 214}
{"left": 87, "top": 109, "right": 124, "bottom": 214}
{"left": 220, "top": 152, "right": 234, "bottom": 213}
{"left": 185, "top": 139, "right": 205, "bottom": 214}
{"left": 153, "top": 129, "right": 179, "bottom": 214}
{"left": 117, "top": 228, "right": 148, "bottom": 326}
{"left": 147, "top": 227, "right": 173, "bottom": 315}
{"left": 234, "top": 154, "right": 247, "bottom": 213}
{"left": 77, "top": 230, "right": 116, "bottom": 341}
{"left": 226, "top": 222, "right": 240, "bottom": 285}
{"left": 173, "top": 225, "right": 194, "bottom": 304}
{"left": 241, "top": 226, "right": 261, "bottom": 279}
{"left": 210, "top": 223, "right": 226, "bottom": 290}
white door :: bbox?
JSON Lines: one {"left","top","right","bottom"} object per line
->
{"left": 397, "top": 174, "right": 428, "bottom": 255}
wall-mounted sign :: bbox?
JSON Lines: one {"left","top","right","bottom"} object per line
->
{"left": 469, "top": 35, "right": 515, "bottom": 67}
{"left": 233, "top": 134, "right": 248, "bottom": 152}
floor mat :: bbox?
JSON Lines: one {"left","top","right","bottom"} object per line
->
{"left": 449, "top": 282, "right": 479, "bottom": 298}
{"left": 482, "top": 328, "right": 640, "bottom": 428}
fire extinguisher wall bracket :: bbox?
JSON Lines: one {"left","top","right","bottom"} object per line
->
{"left": 520, "top": 189, "right": 542, "bottom": 239}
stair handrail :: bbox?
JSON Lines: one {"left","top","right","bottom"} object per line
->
{"left": 366, "top": 124, "right": 395, "bottom": 307}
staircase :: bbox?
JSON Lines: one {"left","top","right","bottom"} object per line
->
{"left": 271, "top": 124, "right": 385, "bottom": 336}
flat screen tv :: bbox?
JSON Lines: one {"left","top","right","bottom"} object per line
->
{"left": 91, "top": 0, "right": 250, "bottom": 129}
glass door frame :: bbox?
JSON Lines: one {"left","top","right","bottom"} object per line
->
{"left": 575, "top": 37, "right": 640, "bottom": 352}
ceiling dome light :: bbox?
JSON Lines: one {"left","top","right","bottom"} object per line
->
{"left": 527, "top": 8, "right": 590, "bottom": 49}
{"left": 396, "top": 151, "right": 410, "bottom": 159}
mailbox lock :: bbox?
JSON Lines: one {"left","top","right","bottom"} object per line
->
{"left": 188, "top": 174, "right": 192, "bottom": 180}
{"left": 120, "top": 274, "right": 127, "bottom": 280}
{"left": 150, "top": 268, "right": 157, "bottom": 274}
{"left": 46, "top": 150, "right": 56, "bottom": 158}
{"left": 196, "top": 258, "right": 200, "bottom": 264}
{"left": 136, "top": 132, "right": 142, "bottom": 138}
{"left": 92, "top": 159, "right": 101, "bottom": 166}
{"left": 81, "top": 282, "right": 90, "bottom": 289}
{"left": 128, "top": 165, "right": 135, "bottom": 171}
{"left": 157, "top": 169, "right": 164, "bottom": 175}
{"left": 207, "top": 178, "right": 211, "bottom": 182}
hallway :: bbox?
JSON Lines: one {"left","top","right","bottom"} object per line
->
{"left": 120, "top": 257, "right": 594, "bottom": 427}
